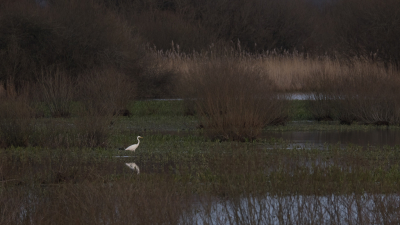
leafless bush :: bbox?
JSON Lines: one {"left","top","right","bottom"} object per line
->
{"left": 72, "top": 69, "right": 127, "bottom": 148}
{"left": 77, "top": 68, "right": 135, "bottom": 116}
{"left": 35, "top": 67, "right": 75, "bottom": 117}
{"left": 183, "top": 58, "right": 288, "bottom": 141}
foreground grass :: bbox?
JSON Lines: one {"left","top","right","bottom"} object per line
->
{"left": 2, "top": 135, "right": 400, "bottom": 224}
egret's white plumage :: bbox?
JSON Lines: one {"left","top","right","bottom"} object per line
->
{"left": 125, "top": 162, "right": 140, "bottom": 174}
{"left": 125, "top": 136, "right": 143, "bottom": 152}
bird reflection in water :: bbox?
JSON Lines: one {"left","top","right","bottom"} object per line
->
{"left": 125, "top": 162, "right": 140, "bottom": 174}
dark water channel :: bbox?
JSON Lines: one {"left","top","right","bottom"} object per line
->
{"left": 265, "top": 129, "right": 400, "bottom": 149}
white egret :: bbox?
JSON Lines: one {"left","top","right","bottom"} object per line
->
{"left": 125, "top": 162, "right": 140, "bottom": 174}
{"left": 125, "top": 136, "right": 143, "bottom": 152}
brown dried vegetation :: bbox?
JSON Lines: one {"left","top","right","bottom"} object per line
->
{"left": 306, "top": 62, "right": 400, "bottom": 125}
{"left": 182, "top": 58, "right": 288, "bottom": 141}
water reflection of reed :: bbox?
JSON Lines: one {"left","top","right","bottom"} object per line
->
{"left": 1, "top": 186, "right": 399, "bottom": 224}
{"left": 188, "top": 194, "right": 400, "bottom": 224}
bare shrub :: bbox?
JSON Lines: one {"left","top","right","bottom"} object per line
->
{"left": 183, "top": 58, "right": 288, "bottom": 141}
{"left": 35, "top": 67, "right": 75, "bottom": 117}
{"left": 72, "top": 68, "right": 133, "bottom": 148}
{"left": 77, "top": 68, "right": 135, "bottom": 116}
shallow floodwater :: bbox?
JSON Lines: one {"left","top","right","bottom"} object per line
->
{"left": 155, "top": 93, "right": 312, "bottom": 101}
{"left": 184, "top": 194, "right": 400, "bottom": 225}
{"left": 265, "top": 129, "right": 400, "bottom": 149}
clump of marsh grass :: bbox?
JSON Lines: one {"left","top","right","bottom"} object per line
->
{"left": 0, "top": 81, "right": 33, "bottom": 148}
{"left": 182, "top": 58, "right": 288, "bottom": 141}
{"left": 73, "top": 115, "right": 112, "bottom": 148}
{"left": 306, "top": 61, "right": 400, "bottom": 124}
{"left": 0, "top": 99, "right": 32, "bottom": 148}
{"left": 342, "top": 66, "right": 400, "bottom": 125}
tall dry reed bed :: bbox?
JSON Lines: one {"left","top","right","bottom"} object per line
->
{"left": 306, "top": 62, "right": 400, "bottom": 125}
{"left": 152, "top": 46, "right": 341, "bottom": 91}
{"left": 156, "top": 47, "right": 400, "bottom": 126}
{"left": 1, "top": 141, "right": 400, "bottom": 224}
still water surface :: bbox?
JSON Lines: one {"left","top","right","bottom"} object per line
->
{"left": 265, "top": 129, "right": 400, "bottom": 149}
{"left": 184, "top": 194, "right": 400, "bottom": 225}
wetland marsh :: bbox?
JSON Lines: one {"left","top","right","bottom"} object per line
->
{"left": 1, "top": 0, "right": 400, "bottom": 223}
{"left": 1, "top": 100, "right": 400, "bottom": 225}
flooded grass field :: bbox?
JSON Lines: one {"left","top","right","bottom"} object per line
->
{"left": 1, "top": 101, "right": 400, "bottom": 224}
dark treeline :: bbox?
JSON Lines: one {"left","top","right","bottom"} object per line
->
{"left": 0, "top": 0, "right": 399, "bottom": 96}
{"left": 99, "top": 0, "right": 400, "bottom": 65}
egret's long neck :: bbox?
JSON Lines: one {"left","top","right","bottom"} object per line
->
{"left": 137, "top": 137, "right": 140, "bottom": 145}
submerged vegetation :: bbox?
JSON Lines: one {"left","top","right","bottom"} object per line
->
{"left": 1, "top": 0, "right": 400, "bottom": 224}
